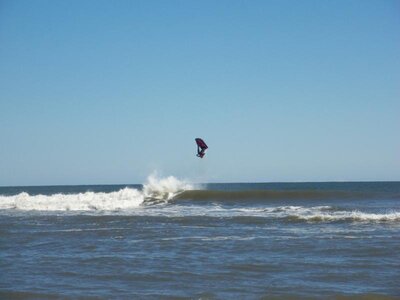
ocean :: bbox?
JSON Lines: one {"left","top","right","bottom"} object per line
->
{"left": 0, "top": 176, "right": 399, "bottom": 299}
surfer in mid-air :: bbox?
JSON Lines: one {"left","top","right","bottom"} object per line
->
{"left": 195, "top": 138, "right": 208, "bottom": 158}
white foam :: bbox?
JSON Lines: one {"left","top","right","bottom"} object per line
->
{"left": 0, "top": 175, "right": 193, "bottom": 212}
{"left": 291, "top": 210, "right": 400, "bottom": 222}
{"left": 238, "top": 205, "right": 400, "bottom": 222}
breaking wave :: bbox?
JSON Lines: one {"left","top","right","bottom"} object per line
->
{"left": 0, "top": 178, "right": 399, "bottom": 223}
{"left": 0, "top": 175, "right": 193, "bottom": 211}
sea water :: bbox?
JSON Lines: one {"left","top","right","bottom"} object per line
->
{"left": 0, "top": 176, "right": 399, "bottom": 299}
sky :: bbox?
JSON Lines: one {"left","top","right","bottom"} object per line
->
{"left": 0, "top": 0, "right": 399, "bottom": 186}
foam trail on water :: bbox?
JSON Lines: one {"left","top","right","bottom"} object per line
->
{"left": 0, "top": 175, "right": 193, "bottom": 212}
{"left": 238, "top": 206, "right": 400, "bottom": 222}
{"left": 289, "top": 210, "right": 400, "bottom": 222}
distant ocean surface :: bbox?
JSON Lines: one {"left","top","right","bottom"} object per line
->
{"left": 1, "top": 177, "right": 399, "bottom": 299}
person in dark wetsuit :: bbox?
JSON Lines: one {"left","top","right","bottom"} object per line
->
{"left": 195, "top": 138, "right": 208, "bottom": 158}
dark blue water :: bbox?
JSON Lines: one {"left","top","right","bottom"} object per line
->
{"left": 1, "top": 180, "right": 399, "bottom": 299}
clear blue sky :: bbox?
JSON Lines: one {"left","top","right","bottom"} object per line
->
{"left": 1, "top": 0, "right": 399, "bottom": 186}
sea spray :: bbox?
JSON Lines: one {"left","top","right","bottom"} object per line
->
{"left": 142, "top": 174, "right": 194, "bottom": 204}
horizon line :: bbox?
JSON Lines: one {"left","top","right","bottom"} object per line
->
{"left": 1, "top": 179, "right": 399, "bottom": 189}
